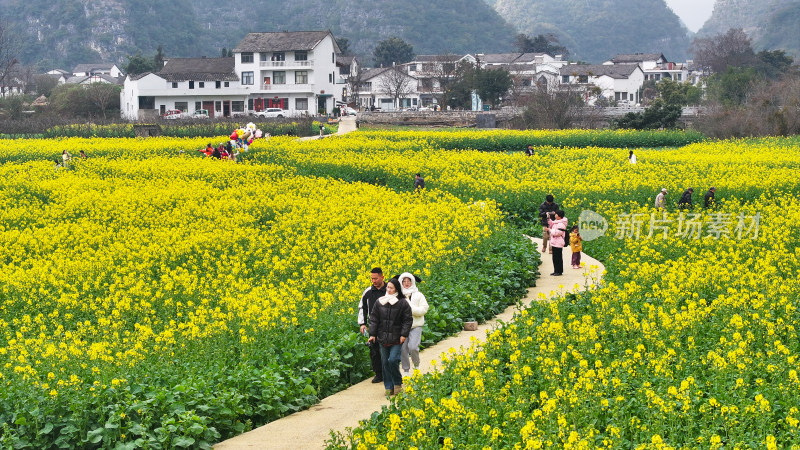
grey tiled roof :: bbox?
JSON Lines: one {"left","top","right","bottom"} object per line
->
{"left": 560, "top": 64, "right": 640, "bottom": 79}
{"left": 72, "top": 63, "right": 116, "bottom": 74}
{"left": 157, "top": 57, "right": 238, "bottom": 82}
{"left": 611, "top": 53, "right": 666, "bottom": 64}
{"left": 480, "top": 53, "right": 522, "bottom": 64}
{"left": 233, "top": 31, "right": 340, "bottom": 53}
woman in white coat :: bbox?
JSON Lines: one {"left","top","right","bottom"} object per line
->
{"left": 398, "top": 272, "right": 429, "bottom": 377}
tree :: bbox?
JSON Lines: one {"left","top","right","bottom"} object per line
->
{"left": 33, "top": 74, "right": 59, "bottom": 97}
{"left": 378, "top": 67, "right": 415, "bottom": 110}
{"left": 475, "top": 67, "right": 512, "bottom": 109}
{"left": 613, "top": 99, "right": 682, "bottom": 130}
{"left": 124, "top": 51, "right": 156, "bottom": 75}
{"left": 657, "top": 78, "right": 702, "bottom": 106}
{"left": 336, "top": 37, "right": 351, "bottom": 56}
{"left": 0, "top": 17, "right": 21, "bottom": 97}
{"left": 154, "top": 45, "right": 166, "bottom": 71}
{"left": 420, "top": 54, "right": 469, "bottom": 111}
{"left": 690, "top": 28, "right": 757, "bottom": 74}
{"left": 518, "top": 80, "right": 587, "bottom": 129}
{"left": 373, "top": 37, "right": 414, "bottom": 68}
{"left": 84, "top": 83, "right": 122, "bottom": 119}
{"left": 513, "top": 33, "right": 569, "bottom": 58}
{"left": 705, "top": 67, "right": 759, "bottom": 107}
{"left": 756, "top": 49, "right": 794, "bottom": 80}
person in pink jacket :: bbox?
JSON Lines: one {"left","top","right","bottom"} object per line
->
{"left": 547, "top": 210, "right": 568, "bottom": 276}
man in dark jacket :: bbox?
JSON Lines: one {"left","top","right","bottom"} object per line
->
{"left": 414, "top": 173, "right": 425, "bottom": 190}
{"left": 538, "top": 195, "right": 559, "bottom": 253}
{"left": 703, "top": 187, "right": 716, "bottom": 208}
{"left": 679, "top": 188, "right": 694, "bottom": 210}
{"left": 358, "top": 268, "right": 386, "bottom": 383}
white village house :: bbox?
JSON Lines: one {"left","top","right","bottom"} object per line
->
{"left": 233, "top": 30, "right": 340, "bottom": 116}
{"left": 604, "top": 53, "right": 691, "bottom": 84}
{"left": 121, "top": 57, "right": 247, "bottom": 120}
{"left": 355, "top": 66, "right": 420, "bottom": 111}
{"left": 120, "top": 30, "right": 341, "bottom": 120}
{"left": 559, "top": 64, "right": 645, "bottom": 104}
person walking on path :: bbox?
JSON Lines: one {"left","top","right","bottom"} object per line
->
{"left": 655, "top": 188, "right": 667, "bottom": 212}
{"left": 398, "top": 273, "right": 428, "bottom": 377}
{"left": 629, "top": 150, "right": 637, "bottom": 164}
{"left": 679, "top": 187, "right": 694, "bottom": 210}
{"left": 358, "top": 268, "right": 387, "bottom": 383}
{"left": 414, "top": 173, "right": 425, "bottom": 191}
{"left": 547, "top": 210, "right": 568, "bottom": 276}
{"left": 368, "top": 278, "right": 412, "bottom": 397}
{"left": 538, "top": 195, "right": 559, "bottom": 254}
{"left": 319, "top": 123, "right": 325, "bottom": 137}
{"left": 704, "top": 187, "right": 716, "bottom": 209}
{"left": 569, "top": 225, "right": 582, "bottom": 269}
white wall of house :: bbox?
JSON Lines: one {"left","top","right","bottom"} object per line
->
{"left": 121, "top": 73, "right": 249, "bottom": 120}
{"left": 234, "top": 34, "right": 339, "bottom": 115}
{"left": 592, "top": 71, "right": 645, "bottom": 104}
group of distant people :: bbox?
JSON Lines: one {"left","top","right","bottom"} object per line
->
{"left": 357, "top": 268, "right": 428, "bottom": 397}
{"left": 658, "top": 186, "right": 716, "bottom": 210}
{"left": 55, "top": 149, "right": 87, "bottom": 169}
{"left": 197, "top": 142, "right": 239, "bottom": 161}
{"left": 538, "top": 195, "right": 582, "bottom": 276}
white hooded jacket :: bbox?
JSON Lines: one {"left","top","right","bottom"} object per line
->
{"left": 398, "top": 272, "right": 429, "bottom": 329}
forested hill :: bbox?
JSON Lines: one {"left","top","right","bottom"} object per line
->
{"left": 485, "top": 0, "right": 693, "bottom": 63}
{"left": 0, "top": 0, "right": 518, "bottom": 69}
{"left": 699, "top": 0, "right": 800, "bottom": 58}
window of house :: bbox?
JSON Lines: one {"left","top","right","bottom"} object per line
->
{"left": 216, "top": 81, "right": 221, "bottom": 89}
{"left": 296, "top": 98, "right": 308, "bottom": 110}
{"left": 273, "top": 71, "right": 286, "bottom": 84}
{"left": 578, "top": 75, "right": 588, "bottom": 83}
{"left": 329, "top": 73, "right": 333, "bottom": 83}
{"left": 561, "top": 75, "right": 569, "bottom": 83}
{"left": 295, "top": 51, "right": 307, "bottom": 61}
{"left": 189, "top": 81, "right": 195, "bottom": 89}
{"left": 409, "top": 64, "right": 416, "bottom": 71}
{"left": 296, "top": 71, "right": 308, "bottom": 84}
{"left": 332, "top": 52, "right": 335, "bottom": 63}
{"left": 195, "top": 101, "right": 201, "bottom": 110}
{"left": 248, "top": 99, "right": 254, "bottom": 110}
{"left": 272, "top": 52, "right": 285, "bottom": 61}
{"left": 171, "top": 82, "right": 178, "bottom": 88}
{"left": 241, "top": 52, "right": 254, "bottom": 63}
{"left": 260, "top": 53, "right": 268, "bottom": 62}
{"left": 676, "top": 74, "right": 682, "bottom": 81}
{"left": 199, "top": 82, "right": 204, "bottom": 88}
{"left": 175, "top": 101, "right": 188, "bottom": 112}
{"left": 215, "top": 101, "right": 221, "bottom": 111}
{"left": 231, "top": 101, "right": 244, "bottom": 112}
{"left": 242, "top": 71, "right": 254, "bottom": 85}
{"left": 224, "top": 81, "right": 229, "bottom": 87}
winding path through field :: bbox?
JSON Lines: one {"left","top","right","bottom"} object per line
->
{"left": 214, "top": 232, "right": 605, "bottom": 449}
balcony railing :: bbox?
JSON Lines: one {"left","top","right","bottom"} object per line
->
{"left": 260, "top": 60, "right": 313, "bottom": 68}
{"left": 259, "top": 83, "right": 314, "bottom": 92}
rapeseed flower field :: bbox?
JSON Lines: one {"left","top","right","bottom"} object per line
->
{"left": 0, "top": 136, "right": 536, "bottom": 448}
{"left": 3, "top": 129, "right": 797, "bottom": 448}
{"left": 316, "top": 132, "right": 800, "bottom": 449}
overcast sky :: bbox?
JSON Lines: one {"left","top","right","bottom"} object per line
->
{"left": 664, "top": 0, "right": 716, "bottom": 32}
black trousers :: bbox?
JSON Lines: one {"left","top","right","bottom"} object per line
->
{"left": 552, "top": 247, "right": 563, "bottom": 274}
{"left": 369, "top": 342, "right": 383, "bottom": 378}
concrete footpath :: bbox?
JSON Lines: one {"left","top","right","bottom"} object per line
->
{"left": 214, "top": 237, "right": 605, "bottom": 449}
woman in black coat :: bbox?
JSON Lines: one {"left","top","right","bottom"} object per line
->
{"left": 368, "top": 278, "right": 413, "bottom": 396}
